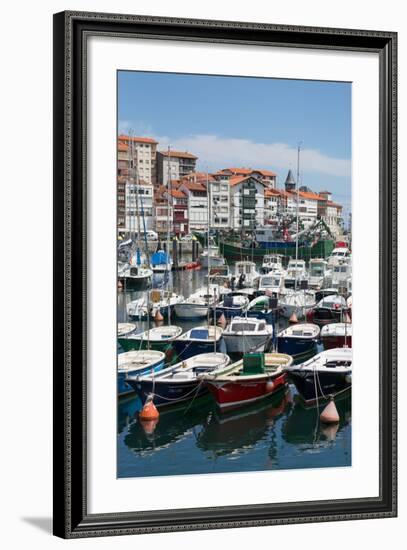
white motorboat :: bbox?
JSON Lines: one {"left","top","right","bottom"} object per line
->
{"left": 126, "top": 297, "right": 148, "bottom": 320}
{"left": 258, "top": 271, "right": 286, "bottom": 296}
{"left": 149, "top": 288, "right": 184, "bottom": 319}
{"left": 327, "top": 247, "right": 351, "bottom": 267}
{"left": 119, "top": 263, "right": 153, "bottom": 290}
{"left": 284, "top": 259, "right": 308, "bottom": 289}
{"left": 331, "top": 262, "right": 352, "bottom": 293}
{"left": 261, "top": 254, "right": 284, "bottom": 273}
{"left": 234, "top": 261, "right": 261, "bottom": 288}
{"left": 279, "top": 289, "right": 316, "bottom": 320}
{"left": 308, "top": 258, "right": 331, "bottom": 289}
{"left": 223, "top": 316, "right": 273, "bottom": 353}
{"left": 174, "top": 284, "right": 229, "bottom": 319}
{"left": 126, "top": 289, "right": 184, "bottom": 320}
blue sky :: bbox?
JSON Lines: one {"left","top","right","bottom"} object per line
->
{"left": 118, "top": 71, "right": 351, "bottom": 218}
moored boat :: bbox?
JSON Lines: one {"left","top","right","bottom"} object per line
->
{"left": 202, "top": 352, "right": 293, "bottom": 411}
{"left": 261, "top": 254, "right": 284, "bottom": 274}
{"left": 117, "top": 322, "right": 137, "bottom": 338}
{"left": 173, "top": 325, "right": 226, "bottom": 360}
{"left": 117, "top": 350, "right": 166, "bottom": 397}
{"left": 213, "top": 294, "right": 249, "bottom": 318}
{"left": 174, "top": 284, "right": 229, "bottom": 319}
{"left": 118, "top": 325, "right": 183, "bottom": 353}
{"left": 246, "top": 295, "right": 276, "bottom": 323}
{"left": 276, "top": 323, "right": 320, "bottom": 360}
{"left": 284, "top": 259, "right": 308, "bottom": 289}
{"left": 199, "top": 245, "right": 225, "bottom": 268}
{"left": 285, "top": 347, "right": 352, "bottom": 404}
{"left": 233, "top": 261, "right": 261, "bottom": 288}
{"left": 257, "top": 271, "right": 286, "bottom": 297}
{"left": 279, "top": 289, "right": 316, "bottom": 320}
{"left": 150, "top": 249, "right": 172, "bottom": 273}
{"left": 223, "top": 316, "right": 273, "bottom": 353}
{"left": 125, "top": 352, "right": 230, "bottom": 408}
{"left": 320, "top": 322, "right": 352, "bottom": 350}
{"left": 118, "top": 265, "right": 153, "bottom": 290}
{"left": 306, "top": 294, "right": 350, "bottom": 326}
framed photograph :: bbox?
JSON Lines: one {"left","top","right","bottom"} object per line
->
{"left": 53, "top": 11, "right": 397, "bottom": 538}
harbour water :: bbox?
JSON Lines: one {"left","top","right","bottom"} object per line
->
{"left": 117, "top": 265, "right": 351, "bottom": 478}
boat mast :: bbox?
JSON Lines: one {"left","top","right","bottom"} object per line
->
{"left": 295, "top": 142, "right": 302, "bottom": 291}
{"left": 166, "top": 146, "right": 172, "bottom": 323}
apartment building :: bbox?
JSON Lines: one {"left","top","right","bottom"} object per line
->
{"left": 157, "top": 150, "right": 198, "bottom": 186}
{"left": 118, "top": 134, "right": 158, "bottom": 185}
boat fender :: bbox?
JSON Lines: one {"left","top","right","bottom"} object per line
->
{"left": 266, "top": 380, "right": 274, "bottom": 392}
{"left": 289, "top": 312, "right": 298, "bottom": 324}
{"left": 139, "top": 395, "right": 159, "bottom": 421}
{"left": 154, "top": 309, "right": 164, "bottom": 322}
{"left": 320, "top": 397, "right": 340, "bottom": 424}
{"left": 345, "top": 374, "right": 352, "bottom": 384}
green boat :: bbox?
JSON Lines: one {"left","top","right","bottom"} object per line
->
{"left": 194, "top": 232, "right": 334, "bottom": 262}
{"left": 118, "top": 325, "right": 183, "bottom": 364}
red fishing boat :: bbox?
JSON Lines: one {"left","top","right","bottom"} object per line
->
{"left": 201, "top": 353, "right": 293, "bottom": 412}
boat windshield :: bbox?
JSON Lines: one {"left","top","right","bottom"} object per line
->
{"left": 231, "top": 323, "right": 257, "bottom": 332}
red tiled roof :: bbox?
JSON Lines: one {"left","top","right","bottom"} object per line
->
{"left": 254, "top": 169, "right": 277, "bottom": 177}
{"left": 298, "top": 191, "right": 325, "bottom": 201}
{"left": 264, "top": 188, "right": 280, "bottom": 197}
{"left": 167, "top": 189, "right": 186, "bottom": 198}
{"left": 229, "top": 175, "right": 267, "bottom": 187}
{"left": 181, "top": 182, "right": 207, "bottom": 192}
{"left": 118, "top": 134, "right": 158, "bottom": 144}
{"left": 326, "top": 200, "right": 343, "bottom": 209}
{"left": 159, "top": 150, "right": 198, "bottom": 159}
{"left": 221, "top": 167, "right": 277, "bottom": 177}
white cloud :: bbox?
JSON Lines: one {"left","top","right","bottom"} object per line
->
{"left": 154, "top": 134, "right": 350, "bottom": 178}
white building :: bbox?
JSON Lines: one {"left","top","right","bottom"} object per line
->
{"left": 118, "top": 135, "right": 158, "bottom": 185}
{"left": 208, "top": 175, "right": 231, "bottom": 229}
{"left": 125, "top": 181, "right": 154, "bottom": 232}
{"left": 179, "top": 181, "right": 208, "bottom": 231}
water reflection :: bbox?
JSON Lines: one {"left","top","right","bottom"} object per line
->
{"left": 282, "top": 391, "right": 352, "bottom": 447}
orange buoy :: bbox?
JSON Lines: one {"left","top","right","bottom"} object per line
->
{"left": 154, "top": 309, "right": 164, "bottom": 322}
{"left": 320, "top": 397, "right": 340, "bottom": 424}
{"left": 217, "top": 313, "right": 227, "bottom": 327}
{"left": 289, "top": 312, "right": 298, "bottom": 324}
{"left": 139, "top": 396, "right": 159, "bottom": 421}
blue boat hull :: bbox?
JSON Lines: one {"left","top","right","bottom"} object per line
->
{"left": 246, "top": 310, "right": 274, "bottom": 323}
{"left": 277, "top": 336, "right": 317, "bottom": 361}
{"left": 125, "top": 377, "right": 208, "bottom": 408}
{"left": 173, "top": 338, "right": 227, "bottom": 360}
{"left": 117, "top": 360, "right": 165, "bottom": 397}
{"left": 212, "top": 306, "right": 246, "bottom": 319}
